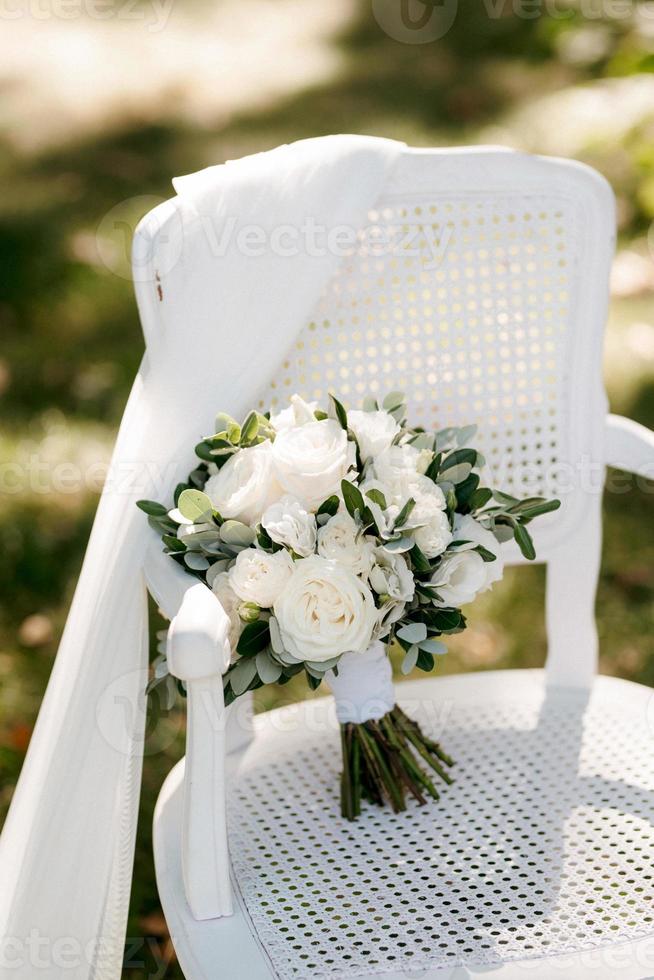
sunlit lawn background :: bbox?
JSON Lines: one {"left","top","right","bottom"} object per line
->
{"left": 1, "top": 1, "right": 654, "bottom": 975}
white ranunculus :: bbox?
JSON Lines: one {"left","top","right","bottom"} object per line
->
{"left": 272, "top": 418, "right": 356, "bottom": 511}
{"left": 210, "top": 572, "right": 243, "bottom": 656}
{"left": 348, "top": 409, "right": 400, "bottom": 461}
{"left": 261, "top": 495, "right": 317, "bottom": 557}
{"left": 273, "top": 555, "right": 377, "bottom": 663}
{"left": 270, "top": 394, "right": 318, "bottom": 431}
{"left": 451, "top": 514, "right": 504, "bottom": 588}
{"left": 413, "top": 509, "right": 452, "bottom": 559}
{"left": 368, "top": 548, "right": 415, "bottom": 603}
{"left": 317, "top": 512, "right": 375, "bottom": 576}
{"left": 204, "top": 441, "right": 283, "bottom": 527}
{"left": 228, "top": 548, "right": 294, "bottom": 608}
{"left": 369, "top": 443, "right": 421, "bottom": 499}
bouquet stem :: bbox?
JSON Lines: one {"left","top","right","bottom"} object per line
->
{"left": 339, "top": 705, "right": 454, "bottom": 821}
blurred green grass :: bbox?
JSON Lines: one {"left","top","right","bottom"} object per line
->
{"left": 1, "top": 2, "right": 654, "bottom": 976}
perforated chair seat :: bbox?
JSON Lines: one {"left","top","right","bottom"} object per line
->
{"left": 154, "top": 670, "right": 654, "bottom": 980}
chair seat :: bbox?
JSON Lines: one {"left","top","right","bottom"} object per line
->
{"left": 154, "top": 669, "right": 654, "bottom": 980}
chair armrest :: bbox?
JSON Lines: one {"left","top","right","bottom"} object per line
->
{"left": 605, "top": 414, "right": 654, "bottom": 479}
{"left": 144, "top": 544, "right": 233, "bottom": 920}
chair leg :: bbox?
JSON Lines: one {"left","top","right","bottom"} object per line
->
{"left": 545, "top": 499, "right": 602, "bottom": 689}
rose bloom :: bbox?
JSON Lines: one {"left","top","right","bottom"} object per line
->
{"left": 209, "top": 571, "right": 243, "bottom": 656}
{"left": 270, "top": 394, "right": 318, "bottom": 431}
{"left": 317, "top": 512, "right": 375, "bottom": 576}
{"left": 204, "top": 441, "right": 283, "bottom": 527}
{"left": 262, "top": 495, "right": 317, "bottom": 557}
{"left": 272, "top": 418, "right": 355, "bottom": 511}
{"left": 430, "top": 517, "right": 503, "bottom": 606}
{"left": 228, "top": 548, "right": 294, "bottom": 608}
{"left": 347, "top": 409, "right": 399, "bottom": 462}
{"left": 273, "top": 555, "right": 377, "bottom": 663}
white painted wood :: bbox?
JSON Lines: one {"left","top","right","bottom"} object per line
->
{"left": 154, "top": 670, "right": 654, "bottom": 980}
{"left": 139, "top": 146, "right": 654, "bottom": 975}
{"left": 606, "top": 413, "right": 654, "bottom": 477}
{"left": 144, "top": 558, "right": 233, "bottom": 920}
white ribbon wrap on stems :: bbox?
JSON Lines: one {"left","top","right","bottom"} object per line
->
{"left": 326, "top": 641, "right": 395, "bottom": 724}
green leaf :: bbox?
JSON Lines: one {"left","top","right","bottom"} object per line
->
{"left": 468, "top": 487, "right": 493, "bottom": 511}
{"left": 409, "top": 544, "right": 431, "bottom": 573}
{"left": 393, "top": 497, "right": 416, "bottom": 530}
{"left": 256, "top": 649, "right": 283, "bottom": 684}
{"left": 136, "top": 499, "right": 168, "bottom": 517}
{"left": 441, "top": 448, "right": 479, "bottom": 472}
{"left": 419, "top": 637, "right": 448, "bottom": 655}
{"left": 365, "top": 488, "right": 388, "bottom": 510}
{"left": 428, "top": 608, "right": 464, "bottom": 633}
{"left": 317, "top": 495, "right": 340, "bottom": 518}
{"left": 397, "top": 622, "right": 428, "bottom": 644}
{"left": 456, "top": 424, "right": 478, "bottom": 447}
{"left": 162, "top": 534, "right": 186, "bottom": 552}
{"left": 240, "top": 411, "right": 259, "bottom": 443}
{"left": 382, "top": 390, "right": 405, "bottom": 413}
{"left": 509, "top": 497, "right": 561, "bottom": 520}
{"left": 382, "top": 535, "right": 414, "bottom": 553}
{"left": 341, "top": 479, "right": 364, "bottom": 518}
{"left": 268, "top": 616, "right": 285, "bottom": 655}
{"left": 400, "top": 644, "right": 419, "bottom": 675}
{"left": 195, "top": 441, "right": 216, "bottom": 462}
{"left": 220, "top": 520, "right": 256, "bottom": 546}
{"left": 236, "top": 621, "right": 270, "bottom": 657}
{"left": 493, "top": 489, "right": 520, "bottom": 506}
{"left": 416, "top": 649, "right": 435, "bottom": 672}
{"left": 184, "top": 553, "right": 209, "bottom": 572}
{"left": 230, "top": 657, "right": 259, "bottom": 696}
{"left": 178, "top": 489, "right": 214, "bottom": 522}
{"left": 513, "top": 522, "right": 536, "bottom": 560}
{"left": 475, "top": 544, "right": 497, "bottom": 562}
{"left": 329, "top": 393, "right": 348, "bottom": 430}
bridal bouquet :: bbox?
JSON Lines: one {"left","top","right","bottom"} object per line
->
{"left": 139, "top": 391, "right": 559, "bottom": 820}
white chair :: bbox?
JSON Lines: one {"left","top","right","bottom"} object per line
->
{"left": 138, "top": 147, "right": 654, "bottom": 980}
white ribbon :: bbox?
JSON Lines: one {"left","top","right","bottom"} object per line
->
{"left": 326, "top": 641, "right": 395, "bottom": 724}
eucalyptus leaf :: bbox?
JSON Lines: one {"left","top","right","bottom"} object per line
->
{"left": 397, "top": 622, "right": 428, "bottom": 644}
{"left": 184, "top": 553, "right": 209, "bottom": 572}
{"left": 178, "top": 488, "right": 214, "bottom": 522}
{"left": 401, "top": 644, "right": 419, "bottom": 675}
{"left": 220, "top": 520, "right": 256, "bottom": 546}
{"left": 230, "top": 657, "right": 259, "bottom": 696}
{"left": 136, "top": 499, "right": 168, "bottom": 517}
{"left": 256, "top": 649, "right": 283, "bottom": 684}
{"left": 455, "top": 424, "right": 478, "bottom": 447}
{"left": 341, "top": 479, "right": 364, "bottom": 519}
{"left": 419, "top": 637, "right": 448, "bottom": 655}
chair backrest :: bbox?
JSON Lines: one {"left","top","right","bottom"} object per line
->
{"left": 136, "top": 146, "right": 616, "bottom": 687}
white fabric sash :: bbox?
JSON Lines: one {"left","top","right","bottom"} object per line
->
{"left": 0, "top": 135, "right": 403, "bottom": 979}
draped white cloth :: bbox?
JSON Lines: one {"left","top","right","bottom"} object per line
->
{"left": 0, "top": 135, "right": 403, "bottom": 979}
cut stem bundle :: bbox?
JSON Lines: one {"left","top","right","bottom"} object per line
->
{"left": 339, "top": 705, "right": 454, "bottom": 820}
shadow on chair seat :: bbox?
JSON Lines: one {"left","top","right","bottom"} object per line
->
{"left": 154, "top": 669, "right": 654, "bottom": 980}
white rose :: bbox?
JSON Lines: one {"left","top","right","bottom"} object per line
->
{"left": 348, "top": 409, "right": 399, "bottom": 461}
{"left": 228, "top": 548, "right": 294, "bottom": 608}
{"left": 317, "top": 512, "right": 375, "bottom": 576}
{"left": 261, "top": 495, "right": 317, "bottom": 557}
{"left": 272, "top": 418, "right": 356, "bottom": 511}
{"left": 273, "top": 555, "right": 377, "bottom": 663}
{"left": 204, "top": 441, "right": 283, "bottom": 527}
{"left": 270, "top": 394, "right": 318, "bottom": 431}
{"left": 451, "top": 514, "right": 504, "bottom": 588}
{"left": 210, "top": 571, "right": 243, "bottom": 656}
